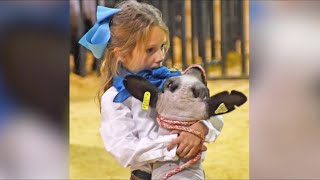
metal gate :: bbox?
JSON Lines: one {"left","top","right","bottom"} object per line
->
{"left": 97, "top": 0, "right": 249, "bottom": 80}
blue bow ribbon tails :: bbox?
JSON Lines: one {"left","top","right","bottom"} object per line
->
{"left": 79, "top": 6, "right": 121, "bottom": 59}
{"left": 113, "top": 66, "right": 182, "bottom": 102}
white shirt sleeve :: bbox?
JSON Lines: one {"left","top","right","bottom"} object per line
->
{"left": 99, "top": 90, "right": 178, "bottom": 168}
{"left": 199, "top": 115, "right": 224, "bottom": 143}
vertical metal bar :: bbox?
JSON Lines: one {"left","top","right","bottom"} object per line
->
{"left": 196, "top": 1, "right": 203, "bottom": 62}
{"left": 220, "top": 0, "right": 228, "bottom": 76}
{"left": 233, "top": 0, "right": 240, "bottom": 38}
{"left": 239, "top": 0, "right": 246, "bottom": 76}
{"left": 161, "top": 0, "right": 169, "bottom": 24}
{"left": 202, "top": 0, "right": 208, "bottom": 71}
{"left": 180, "top": 1, "right": 187, "bottom": 69}
{"left": 227, "top": 1, "right": 233, "bottom": 52}
{"left": 160, "top": 0, "right": 169, "bottom": 67}
{"left": 151, "top": 0, "right": 160, "bottom": 9}
{"left": 168, "top": 0, "right": 176, "bottom": 66}
{"left": 191, "top": 0, "right": 198, "bottom": 64}
{"left": 160, "top": 0, "right": 169, "bottom": 65}
{"left": 198, "top": 0, "right": 208, "bottom": 71}
{"left": 227, "top": 1, "right": 237, "bottom": 51}
{"left": 208, "top": 0, "right": 215, "bottom": 62}
{"left": 157, "top": 0, "right": 163, "bottom": 13}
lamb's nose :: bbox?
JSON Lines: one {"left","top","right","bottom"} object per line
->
{"left": 191, "top": 85, "right": 209, "bottom": 100}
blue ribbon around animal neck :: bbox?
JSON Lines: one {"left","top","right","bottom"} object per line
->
{"left": 78, "top": 6, "right": 121, "bottom": 59}
{"left": 113, "top": 66, "right": 181, "bottom": 102}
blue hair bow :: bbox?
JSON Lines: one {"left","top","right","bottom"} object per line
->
{"left": 79, "top": 6, "right": 121, "bottom": 59}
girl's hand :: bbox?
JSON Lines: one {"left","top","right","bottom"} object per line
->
{"left": 167, "top": 122, "right": 208, "bottom": 159}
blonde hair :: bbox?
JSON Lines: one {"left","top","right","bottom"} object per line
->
{"left": 98, "top": 0, "right": 170, "bottom": 109}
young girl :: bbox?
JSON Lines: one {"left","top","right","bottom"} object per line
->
{"left": 79, "top": 1, "right": 223, "bottom": 179}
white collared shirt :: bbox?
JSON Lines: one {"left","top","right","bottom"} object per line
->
{"left": 99, "top": 86, "right": 223, "bottom": 173}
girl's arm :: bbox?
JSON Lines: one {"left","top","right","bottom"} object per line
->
{"left": 167, "top": 116, "right": 224, "bottom": 158}
{"left": 200, "top": 115, "right": 224, "bottom": 142}
{"left": 99, "top": 90, "right": 178, "bottom": 168}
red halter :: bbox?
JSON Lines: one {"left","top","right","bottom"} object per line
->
{"left": 156, "top": 114, "right": 205, "bottom": 180}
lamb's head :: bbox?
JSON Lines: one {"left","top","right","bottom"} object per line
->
{"left": 123, "top": 66, "right": 247, "bottom": 121}
{"left": 156, "top": 66, "right": 210, "bottom": 121}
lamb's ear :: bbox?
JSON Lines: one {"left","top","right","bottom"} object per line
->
{"left": 183, "top": 65, "right": 207, "bottom": 85}
{"left": 123, "top": 75, "right": 161, "bottom": 108}
{"left": 207, "top": 90, "right": 247, "bottom": 117}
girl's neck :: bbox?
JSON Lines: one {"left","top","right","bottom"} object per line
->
{"left": 117, "top": 65, "right": 134, "bottom": 77}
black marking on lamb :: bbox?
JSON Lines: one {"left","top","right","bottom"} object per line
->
{"left": 207, "top": 90, "right": 247, "bottom": 116}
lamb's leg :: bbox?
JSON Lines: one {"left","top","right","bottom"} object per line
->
{"left": 152, "top": 160, "right": 204, "bottom": 180}
{"left": 153, "top": 128, "right": 204, "bottom": 179}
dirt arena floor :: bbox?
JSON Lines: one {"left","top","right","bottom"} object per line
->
{"left": 70, "top": 69, "right": 249, "bottom": 179}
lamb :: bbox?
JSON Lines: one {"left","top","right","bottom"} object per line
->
{"left": 123, "top": 65, "right": 247, "bottom": 180}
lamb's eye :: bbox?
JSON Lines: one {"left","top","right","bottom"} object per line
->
{"left": 192, "top": 87, "right": 199, "bottom": 98}
{"left": 166, "top": 81, "right": 178, "bottom": 92}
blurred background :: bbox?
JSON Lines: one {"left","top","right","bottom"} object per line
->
{"left": 0, "top": 0, "right": 69, "bottom": 179}
{"left": 70, "top": 0, "right": 249, "bottom": 179}
{"left": 250, "top": 1, "right": 320, "bottom": 179}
